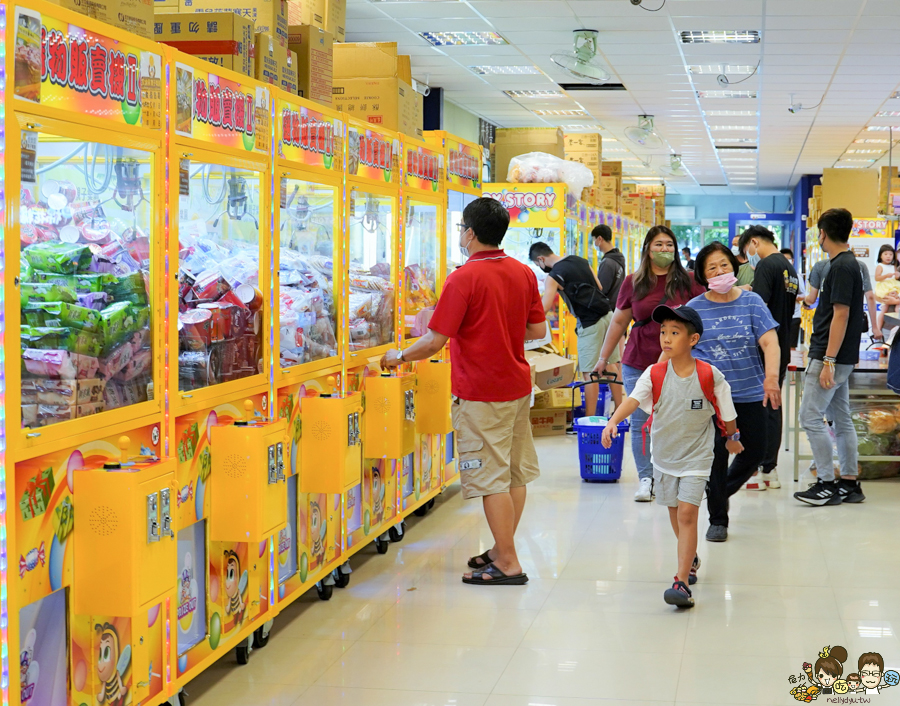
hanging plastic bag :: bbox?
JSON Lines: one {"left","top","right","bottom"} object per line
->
{"left": 507, "top": 152, "right": 595, "bottom": 194}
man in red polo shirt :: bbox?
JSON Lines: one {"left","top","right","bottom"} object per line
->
{"left": 381, "top": 197, "right": 547, "bottom": 585}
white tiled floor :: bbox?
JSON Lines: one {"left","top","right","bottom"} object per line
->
{"left": 183, "top": 433, "right": 900, "bottom": 706}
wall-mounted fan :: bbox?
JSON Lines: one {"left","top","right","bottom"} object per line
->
{"left": 551, "top": 30, "right": 610, "bottom": 84}
{"left": 625, "top": 115, "right": 664, "bottom": 150}
{"left": 658, "top": 154, "right": 687, "bottom": 177}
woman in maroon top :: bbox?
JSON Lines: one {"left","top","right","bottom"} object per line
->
{"left": 594, "top": 225, "right": 706, "bottom": 501}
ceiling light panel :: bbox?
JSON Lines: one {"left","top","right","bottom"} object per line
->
{"left": 504, "top": 90, "right": 565, "bottom": 98}
{"left": 469, "top": 65, "right": 543, "bottom": 75}
{"left": 715, "top": 138, "right": 757, "bottom": 143}
{"left": 532, "top": 109, "right": 587, "bottom": 116}
{"left": 847, "top": 149, "right": 884, "bottom": 153}
{"left": 697, "top": 91, "right": 758, "bottom": 99}
{"left": 855, "top": 138, "right": 889, "bottom": 143}
{"left": 709, "top": 125, "right": 758, "bottom": 131}
{"left": 420, "top": 31, "right": 506, "bottom": 46}
{"left": 704, "top": 110, "right": 758, "bottom": 116}
{"left": 842, "top": 158, "right": 876, "bottom": 162}
{"left": 866, "top": 125, "right": 900, "bottom": 131}
{"left": 689, "top": 65, "right": 757, "bottom": 75}
{"left": 876, "top": 111, "right": 900, "bottom": 117}
{"left": 680, "top": 30, "right": 761, "bottom": 44}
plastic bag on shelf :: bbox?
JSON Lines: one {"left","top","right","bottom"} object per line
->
{"left": 850, "top": 401, "right": 900, "bottom": 479}
{"left": 507, "top": 152, "right": 595, "bottom": 194}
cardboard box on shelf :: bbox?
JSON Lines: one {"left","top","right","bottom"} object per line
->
{"left": 600, "top": 176, "right": 620, "bottom": 193}
{"left": 599, "top": 192, "right": 618, "bottom": 211}
{"left": 411, "top": 89, "right": 424, "bottom": 138}
{"left": 282, "top": 48, "right": 298, "bottom": 94}
{"left": 822, "top": 167, "right": 878, "bottom": 217}
{"left": 286, "top": 0, "right": 324, "bottom": 29}
{"left": 563, "top": 132, "right": 601, "bottom": 151}
{"left": 325, "top": 0, "right": 345, "bottom": 41}
{"left": 334, "top": 41, "right": 398, "bottom": 78}
{"left": 494, "top": 127, "right": 565, "bottom": 185}
{"left": 116, "top": 0, "right": 154, "bottom": 38}
{"left": 524, "top": 350, "right": 576, "bottom": 391}
{"left": 254, "top": 31, "right": 282, "bottom": 85}
{"left": 155, "top": 12, "right": 254, "bottom": 76}
{"left": 565, "top": 150, "right": 601, "bottom": 172}
{"left": 179, "top": 0, "right": 288, "bottom": 46}
{"left": 602, "top": 160, "right": 622, "bottom": 176}
{"left": 332, "top": 77, "right": 417, "bottom": 134}
{"left": 622, "top": 183, "right": 638, "bottom": 195}
{"left": 289, "top": 24, "right": 333, "bottom": 105}
{"left": 154, "top": 0, "right": 179, "bottom": 9}
{"left": 533, "top": 387, "right": 577, "bottom": 410}
{"left": 530, "top": 409, "right": 568, "bottom": 437}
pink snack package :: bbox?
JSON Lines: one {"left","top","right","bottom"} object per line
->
{"left": 23, "top": 349, "right": 100, "bottom": 380}
{"left": 98, "top": 342, "right": 134, "bottom": 379}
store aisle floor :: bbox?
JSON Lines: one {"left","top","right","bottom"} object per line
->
{"left": 185, "top": 433, "right": 900, "bottom": 706}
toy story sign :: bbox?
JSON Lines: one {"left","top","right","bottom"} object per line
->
{"left": 484, "top": 185, "right": 564, "bottom": 228}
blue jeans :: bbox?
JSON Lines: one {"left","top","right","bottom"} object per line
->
{"left": 622, "top": 364, "right": 653, "bottom": 481}
{"left": 800, "top": 360, "right": 858, "bottom": 482}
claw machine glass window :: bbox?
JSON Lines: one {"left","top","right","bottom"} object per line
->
{"left": 404, "top": 201, "right": 439, "bottom": 340}
{"left": 348, "top": 189, "right": 395, "bottom": 351}
{"left": 177, "top": 162, "right": 263, "bottom": 392}
{"left": 504, "top": 225, "right": 562, "bottom": 330}
{"left": 19, "top": 137, "right": 154, "bottom": 430}
{"left": 446, "top": 190, "right": 478, "bottom": 278}
{"left": 278, "top": 178, "right": 339, "bottom": 368}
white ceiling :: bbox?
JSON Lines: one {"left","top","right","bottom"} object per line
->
{"left": 346, "top": 0, "right": 900, "bottom": 196}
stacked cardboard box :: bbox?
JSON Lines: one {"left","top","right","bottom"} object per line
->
{"left": 525, "top": 350, "right": 577, "bottom": 437}
{"left": 563, "top": 132, "right": 601, "bottom": 186}
{"left": 808, "top": 184, "right": 822, "bottom": 228}
{"left": 287, "top": 0, "right": 324, "bottom": 28}
{"left": 493, "top": 128, "right": 565, "bottom": 184}
{"left": 332, "top": 42, "right": 422, "bottom": 137}
{"left": 179, "top": 0, "right": 288, "bottom": 47}
{"left": 252, "top": 31, "right": 298, "bottom": 93}
{"left": 637, "top": 184, "right": 665, "bottom": 224}
{"left": 289, "top": 25, "right": 333, "bottom": 106}
{"left": 821, "top": 167, "right": 878, "bottom": 218}
{"left": 54, "top": 0, "right": 154, "bottom": 38}
{"left": 879, "top": 166, "right": 900, "bottom": 215}
{"left": 326, "top": 0, "right": 345, "bottom": 41}
{"left": 155, "top": 12, "right": 254, "bottom": 77}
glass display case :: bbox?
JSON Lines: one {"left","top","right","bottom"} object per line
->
{"left": 19, "top": 136, "right": 154, "bottom": 429}
{"left": 278, "top": 178, "right": 339, "bottom": 368}
{"left": 446, "top": 190, "right": 478, "bottom": 279}
{"left": 347, "top": 189, "right": 395, "bottom": 351}
{"left": 177, "top": 161, "right": 263, "bottom": 392}
{"left": 403, "top": 200, "right": 439, "bottom": 340}
{"left": 504, "top": 225, "right": 562, "bottom": 331}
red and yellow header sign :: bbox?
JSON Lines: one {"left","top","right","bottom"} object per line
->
{"left": 13, "top": 7, "right": 162, "bottom": 129}
{"left": 277, "top": 98, "right": 340, "bottom": 171}
{"left": 347, "top": 125, "right": 399, "bottom": 184}
{"left": 446, "top": 138, "right": 481, "bottom": 191}
{"left": 174, "top": 61, "right": 269, "bottom": 153}
{"left": 404, "top": 143, "right": 442, "bottom": 193}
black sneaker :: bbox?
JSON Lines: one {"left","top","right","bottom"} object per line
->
{"left": 794, "top": 479, "right": 842, "bottom": 506}
{"left": 689, "top": 555, "right": 700, "bottom": 585}
{"left": 838, "top": 479, "right": 866, "bottom": 504}
{"left": 664, "top": 578, "right": 695, "bottom": 608}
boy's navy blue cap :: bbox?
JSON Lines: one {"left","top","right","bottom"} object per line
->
{"left": 652, "top": 304, "right": 703, "bottom": 337}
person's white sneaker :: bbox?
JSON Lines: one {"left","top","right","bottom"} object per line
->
{"left": 745, "top": 473, "right": 767, "bottom": 491}
{"left": 634, "top": 477, "right": 653, "bottom": 502}
{"left": 763, "top": 469, "right": 782, "bottom": 489}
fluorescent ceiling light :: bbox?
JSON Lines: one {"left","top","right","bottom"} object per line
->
{"left": 715, "top": 138, "right": 757, "bottom": 143}
{"left": 704, "top": 110, "right": 757, "bottom": 116}
{"left": 854, "top": 138, "right": 889, "bottom": 143}
{"left": 876, "top": 111, "right": 900, "bottom": 117}
{"left": 721, "top": 157, "right": 756, "bottom": 162}
{"left": 689, "top": 64, "right": 756, "bottom": 75}
{"left": 681, "top": 30, "right": 760, "bottom": 44}
{"left": 421, "top": 31, "right": 506, "bottom": 46}
{"left": 504, "top": 89, "right": 564, "bottom": 98}
{"left": 469, "top": 65, "right": 542, "bottom": 75}
{"left": 834, "top": 164, "right": 864, "bottom": 168}
{"left": 532, "top": 109, "right": 587, "bottom": 116}
{"left": 866, "top": 125, "right": 900, "bottom": 131}
{"left": 847, "top": 149, "right": 883, "bottom": 154}
{"left": 698, "top": 91, "right": 757, "bottom": 99}
{"left": 842, "top": 158, "right": 876, "bottom": 162}
{"left": 710, "top": 125, "right": 757, "bottom": 131}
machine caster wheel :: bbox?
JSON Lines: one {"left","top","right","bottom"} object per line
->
{"left": 332, "top": 564, "right": 351, "bottom": 588}
{"left": 253, "top": 619, "right": 273, "bottom": 648}
{"left": 316, "top": 581, "right": 334, "bottom": 601}
{"left": 388, "top": 522, "right": 406, "bottom": 543}
{"left": 167, "top": 690, "right": 186, "bottom": 706}
{"left": 235, "top": 637, "right": 252, "bottom": 665}
{"left": 427, "top": 498, "right": 436, "bottom": 510}
{"left": 374, "top": 537, "right": 390, "bottom": 554}
{"left": 414, "top": 503, "right": 429, "bottom": 517}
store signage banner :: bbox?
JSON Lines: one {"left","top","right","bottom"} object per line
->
{"left": 404, "top": 145, "right": 442, "bottom": 192}
{"left": 446, "top": 139, "right": 481, "bottom": 190}
{"left": 278, "top": 99, "right": 340, "bottom": 171}
{"left": 483, "top": 185, "right": 563, "bottom": 228}
{"left": 13, "top": 7, "right": 162, "bottom": 129}
{"left": 851, "top": 218, "right": 888, "bottom": 238}
{"left": 347, "top": 126, "right": 399, "bottom": 183}
{"left": 174, "top": 61, "right": 269, "bottom": 153}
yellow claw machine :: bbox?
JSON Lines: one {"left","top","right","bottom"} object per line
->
{"left": 5, "top": 2, "right": 170, "bottom": 704}
{"left": 395, "top": 135, "right": 445, "bottom": 525}
{"left": 271, "top": 89, "right": 356, "bottom": 603}
{"left": 165, "top": 49, "right": 278, "bottom": 679}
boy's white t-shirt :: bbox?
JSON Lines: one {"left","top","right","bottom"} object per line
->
{"left": 630, "top": 360, "right": 738, "bottom": 478}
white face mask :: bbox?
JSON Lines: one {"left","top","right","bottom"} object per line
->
{"left": 459, "top": 228, "right": 473, "bottom": 261}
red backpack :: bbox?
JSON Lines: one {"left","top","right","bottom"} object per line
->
{"left": 641, "top": 359, "right": 727, "bottom": 454}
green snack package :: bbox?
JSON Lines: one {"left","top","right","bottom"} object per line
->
{"left": 20, "top": 282, "right": 77, "bottom": 304}
{"left": 21, "top": 326, "right": 104, "bottom": 357}
{"left": 106, "top": 272, "right": 149, "bottom": 306}
{"left": 99, "top": 301, "right": 135, "bottom": 346}
{"left": 130, "top": 305, "right": 151, "bottom": 333}
{"left": 23, "top": 242, "right": 93, "bottom": 275}
{"left": 20, "top": 256, "right": 34, "bottom": 283}
{"left": 23, "top": 302, "right": 101, "bottom": 333}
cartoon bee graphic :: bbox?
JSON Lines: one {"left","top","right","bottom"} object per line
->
{"left": 95, "top": 623, "right": 129, "bottom": 706}
{"left": 310, "top": 499, "right": 326, "bottom": 565}
{"left": 223, "top": 550, "right": 248, "bottom": 628}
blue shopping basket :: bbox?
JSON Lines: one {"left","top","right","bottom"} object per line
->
{"left": 574, "top": 416, "right": 629, "bottom": 482}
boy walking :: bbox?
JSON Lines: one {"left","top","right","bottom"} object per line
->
{"left": 601, "top": 305, "right": 742, "bottom": 607}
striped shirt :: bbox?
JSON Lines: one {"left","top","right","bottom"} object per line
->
{"left": 687, "top": 291, "right": 778, "bottom": 403}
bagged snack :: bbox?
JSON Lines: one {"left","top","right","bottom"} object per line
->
{"left": 22, "top": 381, "right": 38, "bottom": 404}
{"left": 76, "top": 401, "right": 105, "bottom": 418}
{"left": 99, "top": 302, "right": 135, "bottom": 347}
{"left": 76, "top": 292, "right": 111, "bottom": 311}
{"left": 21, "top": 326, "right": 104, "bottom": 357}
{"left": 23, "top": 301, "right": 102, "bottom": 333}
{"left": 20, "top": 282, "right": 77, "bottom": 303}
{"left": 106, "top": 271, "right": 149, "bottom": 306}
{"left": 22, "top": 405, "right": 39, "bottom": 428}
{"left": 115, "top": 349, "right": 151, "bottom": 382}
{"left": 24, "top": 242, "right": 93, "bottom": 274}
{"left": 99, "top": 341, "right": 135, "bottom": 379}
{"left": 23, "top": 349, "right": 100, "bottom": 379}
{"left": 34, "top": 378, "right": 104, "bottom": 406}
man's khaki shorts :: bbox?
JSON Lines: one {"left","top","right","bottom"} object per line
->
{"left": 577, "top": 312, "right": 620, "bottom": 373}
{"left": 451, "top": 395, "right": 541, "bottom": 499}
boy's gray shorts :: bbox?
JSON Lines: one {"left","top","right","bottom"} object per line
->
{"left": 653, "top": 469, "right": 707, "bottom": 508}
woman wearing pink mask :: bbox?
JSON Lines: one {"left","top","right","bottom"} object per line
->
{"left": 594, "top": 225, "right": 706, "bottom": 502}
{"left": 689, "top": 242, "right": 782, "bottom": 542}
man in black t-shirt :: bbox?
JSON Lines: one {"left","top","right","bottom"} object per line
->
{"left": 529, "top": 242, "right": 616, "bottom": 416}
{"left": 794, "top": 208, "right": 867, "bottom": 507}
{"left": 740, "top": 225, "right": 799, "bottom": 490}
